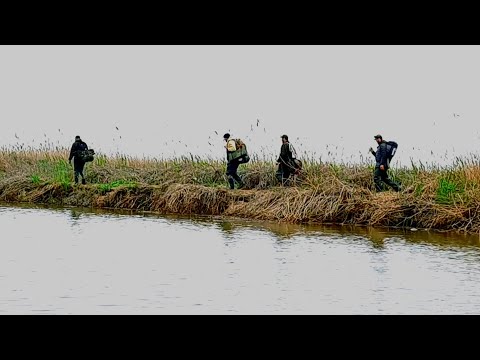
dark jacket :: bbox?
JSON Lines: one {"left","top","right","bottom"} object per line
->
{"left": 277, "top": 142, "right": 295, "bottom": 165}
{"left": 371, "top": 141, "right": 388, "bottom": 168}
{"left": 69, "top": 140, "right": 88, "bottom": 162}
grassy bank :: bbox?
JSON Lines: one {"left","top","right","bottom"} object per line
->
{"left": 2, "top": 148, "right": 480, "bottom": 234}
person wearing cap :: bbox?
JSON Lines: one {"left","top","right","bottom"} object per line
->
{"left": 276, "top": 134, "right": 298, "bottom": 185}
{"left": 223, "top": 133, "right": 245, "bottom": 189}
{"left": 68, "top": 135, "right": 89, "bottom": 185}
{"left": 369, "top": 134, "right": 400, "bottom": 192}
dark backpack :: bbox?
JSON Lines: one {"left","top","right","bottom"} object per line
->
{"left": 385, "top": 141, "right": 398, "bottom": 161}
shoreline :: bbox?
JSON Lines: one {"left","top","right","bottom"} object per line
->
{"left": 1, "top": 180, "right": 479, "bottom": 235}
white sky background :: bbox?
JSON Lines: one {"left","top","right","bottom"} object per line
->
{"left": 1, "top": 45, "right": 479, "bottom": 167}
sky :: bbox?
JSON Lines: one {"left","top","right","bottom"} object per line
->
{"left": 1, "top": 45, "right": 479, "bottom": 167}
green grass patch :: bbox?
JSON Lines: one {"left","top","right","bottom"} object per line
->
{"left": 31, "top": 174, "right": 41, "bottom": 185}
{"left": 436, "top": 178, "right": 463, "bottom": 204}
{"left": 97, "top": 180, "right": 138, "bottom": 194}
{"left": 53, "top": 160, "right": 72, "bottom": 185}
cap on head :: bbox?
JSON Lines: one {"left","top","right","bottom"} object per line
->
{"left": 281, "top": 134, "right": 289, "bottom": 141}
{"left": 75, "top": 135, "right": 81, "bottom": 140}
{"left": 374, "top": 134, "right": 382, "bottom": 140}
{"left": 223, "top": 133, "right": 230, "bottom": 139}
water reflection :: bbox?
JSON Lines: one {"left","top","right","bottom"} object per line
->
{"left": 2, "top": 201, "right": 479, "bottom": 250}
{"left": 2, "top": 202, "right": 480, "bottom": 314}
{"left": 218, "top": 221, "right": 234, "bottom": 234}
{"left": 213, "top": 217, "right": 480, "bottom": 251}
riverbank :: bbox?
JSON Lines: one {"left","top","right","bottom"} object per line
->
{"left": 2, "top": 149, "right": 480, "bottom": 233}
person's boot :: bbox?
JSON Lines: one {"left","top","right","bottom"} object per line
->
{"left": 82, "top": 178, "right": 86, "bottom": 185}
{"left": 228, "top": 177, "right": 235, "bottom": 190}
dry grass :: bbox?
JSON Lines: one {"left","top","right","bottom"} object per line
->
{"left": 3, "top": 149, "right": 480, "bottom": 233}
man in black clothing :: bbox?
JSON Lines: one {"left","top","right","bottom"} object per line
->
{"left": 369, "top": 134, "right": 400, "bottom": 192}
{"left": 276, "top": 134, "right": 297, "bottom": 185}
{"left": 68, "top": 135, "right": 89, "bottom": 185}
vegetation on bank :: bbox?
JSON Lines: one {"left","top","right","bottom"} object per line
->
{"left": 2, "top": 148, "right": 480, "bottom": 234}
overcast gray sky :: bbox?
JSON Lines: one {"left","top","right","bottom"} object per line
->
{"left": 1, "top": 45, "right": 478, "bottom": 166}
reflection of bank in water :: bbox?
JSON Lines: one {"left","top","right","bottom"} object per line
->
{"left": 2, "top": 201, "right": 479, "bottom": 250}
{"left": 212, "top": 217, "right": 480, "bottom": 250}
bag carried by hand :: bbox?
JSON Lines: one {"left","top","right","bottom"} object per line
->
{"left": 239, "top": 154, "right": 250, "bottom": 163}
{"left": 79, "top": 149, "right": 95, "bottom": 162}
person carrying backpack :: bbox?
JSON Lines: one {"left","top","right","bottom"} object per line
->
{"left": 276, "top": 134, "right": 299, "bottom": 185}
{"left": 369, "top": 134, "right": 400, "bottom": 192}
{"left": 68, "top": 135, "right": 89, "bottom": 185}
{"left": 223, "top": 133, "right": 247, "bottom": 189}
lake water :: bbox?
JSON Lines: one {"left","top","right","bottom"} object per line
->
{"left": 1, "top": 202, "right": 480, "bottom": 314}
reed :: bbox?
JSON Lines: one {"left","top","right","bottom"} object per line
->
{"left": 2, "top": 148, "right": 480, "bottom": 234}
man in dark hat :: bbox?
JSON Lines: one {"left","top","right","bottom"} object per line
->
{"left": 223, "top": 133, "right": 245, "bottom": 189}
{"left": 68, "top": 135, "right": 89, "bottom": 185}
{"left": 276, "top": 134, "right": 298, "bottom": 185}
{"left": 369, "top": 134, "right": 400, "bottom": 192}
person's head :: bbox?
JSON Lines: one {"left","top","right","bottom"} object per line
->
{"left": 223, "top": 133, "right": 230, "bottom": 142}
{"left": 281, "top": 134, "right": 289, "bottom": 144}
{"left": 374, "top": 134, "right": 383, "bottom": 144}
{"left": 75, "top": 135, "right": 81, "bottom": 142}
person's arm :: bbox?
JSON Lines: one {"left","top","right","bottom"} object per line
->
{"left": 277, "top": 145, "right": 283, "bottom": 163}
{"left": 369, "top": 147, "right": 376, "bottom": 156}
{"left": 68, "top": 143, "right": 75, "bottom": 161}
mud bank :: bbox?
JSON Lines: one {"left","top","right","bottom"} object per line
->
{"left": 2, "top": 178, "right": 480, "bottom": 234}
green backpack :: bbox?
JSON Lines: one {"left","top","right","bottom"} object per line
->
{"left": 233, "top": 139, "right": 249, "bottom": 163}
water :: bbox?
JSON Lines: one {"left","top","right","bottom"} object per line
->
{"left": 1, "top": 202, "right": 480, "bottom": 314}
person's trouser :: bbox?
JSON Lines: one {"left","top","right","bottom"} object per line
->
{"left": 74, "top": 160, "right": 86, "bottom": 184}
{"left": 226, "top": 160, "right": 243, "bottom": 189}
{"left": 374, "top": 166, "right": 400, "bottom": 192}
{"left": 276, "top": 164, "right": 294, "bottom": 185}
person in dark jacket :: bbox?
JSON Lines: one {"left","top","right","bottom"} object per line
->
{"left": 276, "top": 134, "right": 298, "bottom": 185}
{"left": 223, "top": 133, "right": 245, "bottom": 189}
{"left": 68, "top": 135, "right": 89, "bottom": 185}
{"left": 369, "top": 134, "right": 400, "bottom": 192}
